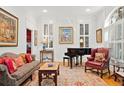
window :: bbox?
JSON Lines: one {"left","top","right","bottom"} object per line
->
{"left": 104, "top": 6, "right": 124, "bottom": 62}
{"left": 43, "top": 24, "right": 53, "bottom": 49}
{"left": 80, "top": 24, "right": 89, "bottom": 48}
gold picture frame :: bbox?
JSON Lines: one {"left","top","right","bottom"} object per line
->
{"left": 96, "top": 28, "right": 102, "bottom": 43}
{"left": 59, "top": 27, "right": 73, "bottom": 44}
{"left": 0, "top": 8, "right": 18, "bottom": 46}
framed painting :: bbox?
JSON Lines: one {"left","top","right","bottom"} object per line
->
{"left": 96, "top": 28, "right": 102, "bottom": 43}
{"left": 0, "top": 8, "right": 18, "bottom": 46}
{"left": 34, "top": 30, "right": 38, "bottom": 46}
{"left": 59, "top": 27, "right": 73, "bottom": 44}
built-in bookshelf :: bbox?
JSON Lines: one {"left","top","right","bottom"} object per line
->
{"left": 104, "top": 6, "right": 124, "bottom": 63}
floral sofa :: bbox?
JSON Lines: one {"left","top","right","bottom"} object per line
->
{"left": 0, "top": 52, "right": 41, "bottom": 86}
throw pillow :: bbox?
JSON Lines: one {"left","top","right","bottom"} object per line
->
{"left": 14, "top": 56, "right": 25, "bottom": 68}
{"left": 19, "top": 53, "right": 27, "bottom": 63}
{"left": 4, "top": 58, "right": 17, "bottom": 74}
{"left": 94, "top": 53, "right": 105, "bottom": 62}
{"left": 0, "top": 57, "right": 4, "bottom": 64}
{"left": 97, "top": 48, "right": 108, "bottom": 59}
{"left": 25, "top": 54, "right": 32, "bottom": 63}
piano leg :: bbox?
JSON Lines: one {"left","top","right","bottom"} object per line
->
{"left": 76, "top": 56, "right": 79, "bottom": 66}
{"left": 70, "top": 57, "right": 73, "bottom": 69}
{"left": 80, "top": 55, "right": 82, "bottom": 66}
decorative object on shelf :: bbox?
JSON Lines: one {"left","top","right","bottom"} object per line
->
{"left": 59, "top": 27, "right": 73, "bottom": 44}
{"left": 0, "top": 8, "right": 18, "bottom": 46}
{"left": 34, "top": 30, "right": 38, "bottom": 46}
{"left": 96, "top": 28, "right": 102, "bottom": 43}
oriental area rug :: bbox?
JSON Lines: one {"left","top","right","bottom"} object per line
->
{"left": 26, "top": 64, "right": 114, "bottom": 86}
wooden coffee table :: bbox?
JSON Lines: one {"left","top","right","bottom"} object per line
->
{"left": 38, "top": 62, "right": 59, "bottom": 86}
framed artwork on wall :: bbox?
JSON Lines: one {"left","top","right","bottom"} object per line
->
{"left": 0, "top": 8, "right": 18, "bottom": 46}
{"left": 96, "top": 28, "right": 102, "bottom": 43}
{"left": 34, "top": 30, "right": 38, "bottom": 46}
{"left": 59, "top": 27, "right": 73, "bottom": 44}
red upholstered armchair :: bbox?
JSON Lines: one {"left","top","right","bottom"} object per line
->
{"left": 85, "top": 48, "right": 110, "bottom": 78}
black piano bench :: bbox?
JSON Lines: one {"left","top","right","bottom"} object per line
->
{"left": 63, "top": 57, "right": 70, "bottom": 66}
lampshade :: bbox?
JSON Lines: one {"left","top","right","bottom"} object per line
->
{"left": 80, "top": 38, "right": 83, "bottom": 43}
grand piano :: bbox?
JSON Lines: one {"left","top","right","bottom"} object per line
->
{"left": 65, "top": 48, "right": 91, "bottom": 69}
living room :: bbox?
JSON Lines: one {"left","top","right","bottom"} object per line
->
{"left": 0, "top": 0, "right": 124, "bottom": 92}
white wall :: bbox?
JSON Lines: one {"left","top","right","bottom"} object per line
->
{"left": 25, "top": 11, "right": 39, "bottom": 59}
{"left": 94, "top": 6, "right": 115, "bottom": 47}
{"left": 36, "top": 15, "right": 98, "bottom": 61}
{"left": 35, "top": 7, "right": 116, "bottom": 61}
{"left": 0, "top": 6, "right": 37, "bottom": 57}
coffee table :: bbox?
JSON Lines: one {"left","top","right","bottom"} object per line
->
{"left": 38, "top": 62, "right": 59, "bottom": 86}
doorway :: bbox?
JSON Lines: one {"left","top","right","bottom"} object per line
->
{"left": 26, "top": 29, "right": 32, "bottom": 54}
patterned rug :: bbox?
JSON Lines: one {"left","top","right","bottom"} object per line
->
{"left": 27, "top": 65, "right": 107, "bottom": 86}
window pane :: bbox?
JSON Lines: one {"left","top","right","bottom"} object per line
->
{"left": 49, "top": 40, "right": 53, "bottom": 48}
{"left": 44, "top": 24, "right": 48, "bottom": 35}
{"left": 85, "top": 24, "right": 89, "bottom": 35}
{"left": 49, "top": 24, "right": 53, "bottom": 35}
{"left": 49, "top": 36, "right": 53, "bottom": 48}
{"left": 116, "top": 43, "right": 122, "bottom": 59}
{"left": 85, "top": 37, "right": 89, "bottom": 47}
{"left": 80, "top": 24, "right": 84, "bottom": 35}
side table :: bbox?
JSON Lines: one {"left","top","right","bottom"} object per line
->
{"left": 38, "top": 62, "right": 59, "bottom": 86}
{"left": 40, "top": 50, "right": 54, "bottom": 62}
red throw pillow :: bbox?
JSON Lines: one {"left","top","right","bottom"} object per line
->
{"left": 4, "top": 58, "right": 17, "bottom": 74}
{"left": 25, "top": 54, "right": 32, "bottom": 63}
{"left": 0, "top": 57, "right": 4, "bottom": 64}
{"left": 14, "top": 56, "right": 25, "bottom": 68}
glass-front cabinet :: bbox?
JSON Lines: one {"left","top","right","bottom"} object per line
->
{"left": 104, "top": 6, "right": 124, "bottom": 63}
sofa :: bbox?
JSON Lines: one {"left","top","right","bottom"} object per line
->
{"left": 0, "top": 52, "right": 41, "bottom": 86}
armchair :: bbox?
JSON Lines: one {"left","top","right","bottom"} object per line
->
{"left": 85, "top": 48, "right": 110, "bottom": 78}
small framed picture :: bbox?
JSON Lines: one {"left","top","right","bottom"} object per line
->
{"left": 96, "top": 28, "right": 102, "bottom": 43}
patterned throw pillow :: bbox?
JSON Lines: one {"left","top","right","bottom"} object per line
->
{"left": 25, "top": 54, "right": 32, "bottom": 63}
{"left": 19, "top": 53, "right": 27, "bottom": 63}
{"left": 94, "top": 53, "right": 105, "bottom": 62}
{"left": 4, "top": 57, "right": 17, "bottom": 74}
{"left": 0, "top": 57, "right": 4, "bottom": 64}
{"left": 14, "top": 56, "right": 25, "bottom": 68}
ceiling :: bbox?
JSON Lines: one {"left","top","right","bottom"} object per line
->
{"left": 19, "top": 6, "right": 104, "bottom": 17}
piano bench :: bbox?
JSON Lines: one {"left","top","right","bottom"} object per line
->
{"left": 63, "top": 57, "right": 70, "bottom": 66}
